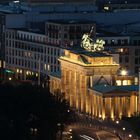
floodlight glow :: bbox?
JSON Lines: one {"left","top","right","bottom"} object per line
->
{"left": 121, "top": 69, "right": 127, "bottom": 76}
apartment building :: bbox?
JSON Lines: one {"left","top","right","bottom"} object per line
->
{"left": 5, "top": 28, "right": 61, "bottom": 80}
{"left": 97, "top": 35, "right": 140, "bottom": 76}
{"left": 28, "top": 0, "right": 95, "bottom": 4}
{"left": 4, "top": 20, "right": 96, "bottom": 81}
{"left": 45, "top": 20, "right": 96, "bottom": 48}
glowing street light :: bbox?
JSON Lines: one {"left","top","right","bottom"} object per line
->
{"left": 116, "top": 120, "right": 119, "bottom": 124}
{"left": 121, "top": 69, "right": 127, "bottom": 76}
{"left": 9, "top": 77, "right": 12, "bottom": 81}
{"left": 122, "top": 127, "right": 126, "bottom": 140}
{"left": 129, "top": 134, "right": 132, "bottom": 138}
{"left": 122, "top": 127, "right": 125, "bottom": 131}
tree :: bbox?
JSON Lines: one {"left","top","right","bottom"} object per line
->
{"left": 0, "top": 83, "right": 73, "bottom": 140}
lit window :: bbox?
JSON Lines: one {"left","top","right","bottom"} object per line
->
{"left": 48, "top": 64, "right": 50, "bottom": 71}
{"left": 104, "top": 6, "right": 109, "bottom": 11}
{"left": 17, "top": 69, "right": 19, "bottom": 73}
{"left": 20, "top": 70, "right": 22, "bottom": 74}
{"left": 116, "top": 80, "right": 121, "bottom": 86}
{"left": 120, "top": 48, "right": 123, "bottom": 52}
{"left": 123, "top": 80, "right": 128, "bottom": 85}
{"left": 36, "top": 73, "right": 38, "bottom": 77}
{"left": 44, "top": 64, "right": 47, "bottom": 70}
{"left": 3, "top": 61, "right": 5, "bottom": 68}
{"left": 134, "top": 77, "right": 138, "bottom": 85}
{"left": 26, "top": 71, "right": 29, "bottom": 75}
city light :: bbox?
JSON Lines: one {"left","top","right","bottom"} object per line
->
{"left": 121, "top": 69, "right": 127, "bottom": 76}
{"left": 116, "top": 120, "right": 119, "bottom": 124}
{"left": 9, "top": 77, "right": 12, "bottom": 81}
{"left": 129, "top": 134, "right": 132, "bottom": 138}
{"left": 123, "top": 127, "right": 125, "bottom": 131}
{"left": 13, "top": 0, "right": 20, "bottom": 3}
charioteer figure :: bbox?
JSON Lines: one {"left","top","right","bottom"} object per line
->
{"left": 81, "top": 26, "right": 105, "bottom": 52}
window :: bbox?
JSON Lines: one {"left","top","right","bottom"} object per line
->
{"left": 119, "top": 56, "right": 122, "bottom": 63}
{"left": 125, "top": 56, "right": 129, "bottom": 63}
{"left": 111, "top": 39, "right": 115, "bottom": 45}
{"left": 116, "top": 80, "right": 121, "bottom": 86}
{"left": 104, "top": 40, "right": 108, "bottom": 45}
{"left": 135, "top": 66, "right": 139, "bottom": 73}
{"left": 51, "top": 57, "right": 53, "bottom": 63}
{"left": 51, "top": 48, "right": 53, "bottom": 55}
{"left": 48, "top": 56, "right": 50, "bottom": 63}
{"left": 135, "top": 57, "right": 138, "bottom": 64}
{"left": 69, "top": 26, "right": 75, "bottom": 32}
{"left": 0, "top": 60, "right": 1, "bottom": 67}
{"left": 118, "top": 39, "right": 121, "bottom": 45}
{"left": 47, "top": 48, "right": 50, "bottom": 54}
{"left": 64, "top": 33, "right": 67, "bottom": 39}
{"left": 123, "top": 80, "right": 128, "bottom": 85}
{"left": 134, "top": 40, "right": 137, "bottom": 45}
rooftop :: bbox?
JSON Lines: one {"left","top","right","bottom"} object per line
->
{"left": 49, "top": 72, "right": 61, "bottom": 79}
{"left": 92, "top": 84, "right": 138, "bottom": 94}
{"left": 46, "top": 19, "right": 95, "bottom": 25}
{"left": 67, "top": 47, "right": 110, "bottom": 58}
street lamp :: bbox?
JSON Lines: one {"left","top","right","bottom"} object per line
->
{"left": 122, "top": 127, "right": 126, "bottom": 140}
{"left": 116, "top": 120, "right": 119, "bottom": 124}
{"left": 9, "top": 77, "right": 12, "bottom": 81}
{"left": 129, "top": 134, "right": 132, "bottom": 138}
{"left": 122, "top": 127, "right": 125, "bottom": 131}
{"left": 121, "top": 69, "right": 127, "bottom": 76}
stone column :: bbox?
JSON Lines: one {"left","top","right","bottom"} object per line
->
{"left": 98, "top": 96, "right": 102, "bottom": 118}
{"left": 85, "top": 75, "right": 89, "bottom": 113}
{"left": 127, "top": 97, "right": 131, "bottom": 117}
{"left": 80, "top": 75, "right": 86, "bottom": 112}
{"left": 93, "top": 95, "right": 97, "bottom": 117}
{"left": 102, "top": 98, "right": 105, "bottom": 120}
{"left": 111, "top": 98, "right": 114, "bottom": 120}
{"left": 130, "top": 95, "right": 135, "bottom": 116}
{"left": 118, "top": 97, "right": 122, "bottom": 119}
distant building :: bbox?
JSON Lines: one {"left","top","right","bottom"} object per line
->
{"left": 97, "top": 35, "right": 140, "bottom": 76}
{"left": 28, "top": 0, "right": 95, "bottom": 4}
{"left": 45, "top": 20, "right": 96, "bottom": 48}
{"left": 103, "top": 3, "right": 140, "bottom": 12}
{"left": 5, "top": 20, "right": 96, "bottom": 81}
{"left": 0, "top": 12, "right": 25, "bottom": 79}
{"left": 5, "top": 28, "right": 61, "bottom": 80}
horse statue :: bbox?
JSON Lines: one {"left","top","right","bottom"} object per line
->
{"left": 81, "top": 33, "right": 105, "bottom": 52}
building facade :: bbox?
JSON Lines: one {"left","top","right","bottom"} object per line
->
{"left": 50, "top": 49, "right": 139, "bottom": 120}
{"left": 97, "top": 35, "right": 140, "bottom": 76}
{"left": 28, "top": 0, "right": 95, "bottom": 4}
{"left": 45, "top": 20, "right": 95, "bottom": 48}
{"left": 5, "top": 28, "right": 61, "bottom": 80}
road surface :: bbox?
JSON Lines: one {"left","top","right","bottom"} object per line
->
{"left": 68, "top": 126, "right": 120, "bottom": 140}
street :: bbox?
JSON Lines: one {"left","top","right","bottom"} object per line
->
{"left": 66, "top": 126, "right": 120, "bottom": 140}
{"left": 60, "top": 111, "right": 140, "bottom": 140}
